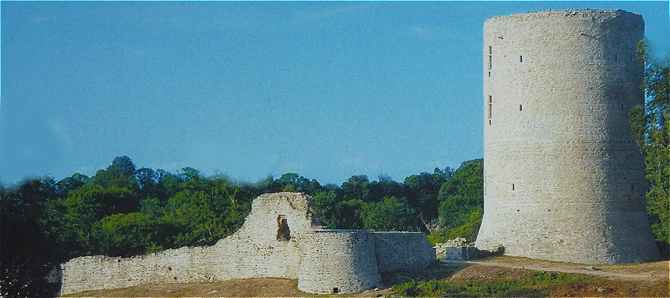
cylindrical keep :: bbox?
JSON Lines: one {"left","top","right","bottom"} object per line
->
{"left": 475, "top": 10, "right": 660, "bottom": 264}
{"left": 297, "top": 230, "right": 381, "bottom": 294}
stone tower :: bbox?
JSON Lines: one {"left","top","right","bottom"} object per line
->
{"left": 475, "top": 10, "right": 660, "bottom": 264}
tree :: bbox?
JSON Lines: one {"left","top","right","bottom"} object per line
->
{"left": 436, "top": 159, "right": 483, "bottom": 241}
{"left": 275, "top": 173, "right": 322, "bottom": 194}
{"left": 56, "top": 173, "right": 90, "bottom": 195}
{"left": 0, "top": 179, "right": 60, "bottom": 297}
{"left": 341, "top": 175, "right": 370, "bottom": 202}
{"left": 361, "top": 196, "right": 419, "bottom": 231}
{"left": 93, "top": 212, "right": 158, "bottom": 256}
{"left": 92, "top": 156, "right": 139, "bottom": 190}
{"left": 404, "top": 168, "right": 451, "bottom": 230}
{"left": 312, "top": 191, "right": 338, "bottom": 228}
{"left": 334, "top": 198, "right": 365, "bottom": 229}
{"left": 631, "top": 42, "right": 669, "bottom": 253}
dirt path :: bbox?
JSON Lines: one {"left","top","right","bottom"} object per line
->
{"left": 441, "top": 257, "right": 669, "bottom": 281}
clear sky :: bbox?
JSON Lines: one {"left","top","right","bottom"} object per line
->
{"left": 1, "top": 1, "right": 669, "bottom": 185}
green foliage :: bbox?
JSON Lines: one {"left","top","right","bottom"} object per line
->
{"left": 436, "top": 159, "right": 483, "bottom": 241}
{"left": 404, "top": 168, "right": 452, "bottom": 229}
{"left": 445, "top": 208, "right": 482, "bottom": 240}
{"left": 632, "top": 42, "right": 670, "bottom": 250}
{"left": 93, "top": 213, "right": 158, "bottom": 256}
{"left": 361, "top": 197, "right": 419, "bottom": 231}
{"left": 391, "top": 271, "right": 591, "bottom": 297}
{"left": 335, "top": 198, "right": 366, "bottom": 229}
{"left": 311, "top": 191, "right": 338, "bottom": 228}
{"left": 426, "top": 231, "right": 448, "bottom": 246}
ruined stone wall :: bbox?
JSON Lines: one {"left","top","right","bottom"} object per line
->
{"left": 59, "top": 192, "right": 311, "bottom": 295}
{"left": 297, "top": 230, "right": 381, "bottom": 294}
{"left": 476, "top": 10, "right": 660, "bottom": 264}
{"left": 373, "top": 232, "right": 435, "bottom": 272}
{"left": 58, "top": 192, "right": 436, "bottom": 295}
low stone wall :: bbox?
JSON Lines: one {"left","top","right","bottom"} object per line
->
{"left": 373, "top": 232, "right": 436, "bottom": 272}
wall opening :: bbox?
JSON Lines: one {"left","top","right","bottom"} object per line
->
{"left": 488, "top": 46, "right": 492, "bottom": 70}
{"left": 620, "top": 103, "right": 624, "bottom": 111}
{"left": 276, "top": 215, "right": 291, "bottom": 241}
{"left": 332, "top": 288, "right": 340, "bottom": 294}
{"left": 519, "top": 104, "right": 523, "bottom": 111}
{"left": 488, "top": 95, "right": 493, "bottom": 126}
{"left": 520, "top": 55, "right": 523, "bottom": 63}
{"left": 512, "top": 183, "right": 515, "bottom": 191}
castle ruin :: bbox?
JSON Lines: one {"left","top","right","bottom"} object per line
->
{"left": 475, "top": 10, "right": 660, "bottom": 264}
{"left": 54, "top": 192, "right": 435, "bottom": 295}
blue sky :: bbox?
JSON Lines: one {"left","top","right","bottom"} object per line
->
{"left": 1, "top": 1, "right": 669, "bottom": 185}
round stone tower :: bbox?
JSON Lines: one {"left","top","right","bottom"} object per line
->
{"left": 296, "top": 230, "right": 381, "bottom": 294}
{"left": 475, "top": 9, "right": 660, "bottom": 264}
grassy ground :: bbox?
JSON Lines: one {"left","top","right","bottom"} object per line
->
{"left": 390, "top": 263, "right": 669, "bottom": 297}
{"left": 64, "top": 259, "right": 669, "bottom": 297}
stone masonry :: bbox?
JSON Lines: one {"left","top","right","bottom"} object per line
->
{"left": 476, "top": 9, "right": 660, "bottom": 264}
{"left": 54, "top": 192, "right": 435, "bottom": 295}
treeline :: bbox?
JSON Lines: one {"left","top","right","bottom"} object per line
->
{"left": 0, "top": 157, "right": 483, "bottom": 296}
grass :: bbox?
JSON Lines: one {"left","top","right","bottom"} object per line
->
{"left": 391, "top": 269, "right": 592, "bottom": 297}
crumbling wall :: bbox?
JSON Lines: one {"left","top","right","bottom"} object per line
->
{"left": 57, "top": 192, "right": 437, "bottom": 295}
{"left": 59, "top": 192, "right": 312, "bottom": 295}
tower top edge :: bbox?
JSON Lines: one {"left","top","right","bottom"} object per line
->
{"left": 485, "top": 9, "right": 642, "bottom": 25}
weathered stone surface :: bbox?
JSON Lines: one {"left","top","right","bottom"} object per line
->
{"left": 56, "top": 192, "right": 435, "bottom": 295}
{"left": 476, "top": 9, "right": 660, "bottom": 264}
{"left": 435, "top": 238, "right": 479, "bottom": 260}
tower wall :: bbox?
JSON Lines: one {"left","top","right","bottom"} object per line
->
{"left": 476, "top": 10, "right": 660, "bottom": 264}
{"left": 296, "top": 230, "right": 381, "bottom": 294}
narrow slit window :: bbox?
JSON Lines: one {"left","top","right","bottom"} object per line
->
{"left": 520, "top": 55, "right": 523, "bottom": 63}
{"left": 512, "top": 183, "right": 515, "bottom": 191}
{"left": 488, "top": 96, "right": 493, "bottom": 126}
{"left": 488, "top": 46, "right": 492, "bottom": 70}
{"left": 620, "top": 103, "right": 624, "bottom": 111}
{"left": 519, "top": 104, "right": 523, "bottom": 111}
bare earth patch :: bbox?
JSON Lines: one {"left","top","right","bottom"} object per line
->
{"left": 62, "top": 278, "right": 308, "bottom": 297}
{"left": 64, "top": 258, "right": 669, "bottom": 297}
{"left": 443, "top": 256, "right": 669, "bottom": 281}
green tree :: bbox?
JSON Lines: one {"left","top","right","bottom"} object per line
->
{"left": 436, "top": 159, "right": 483, "bottom": 241}
{"left": 341, "top": 175, "right": 371, "bottom": 202}
{"left": 404, "top": 168, "right": 452, "bottom": 231}
{"left": 92, "top": 156, "right": 139, "bottom": 190}
{"left": 63, "top": 184, "right": 136, "bottom": 252}
{"left": 93, "top": 212, "right": 158, "bottom": 256}
{"left": 334, "top": 198, "right": 365, "bottom": 229}
{"left": 312, "top": 191, "right": 338, "bottom": 228}
{"left": 632, "top": 42, "right": 669, "bottom": 252}
{"left": 361, "top": 196, "right": 419, "bottom": 231}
